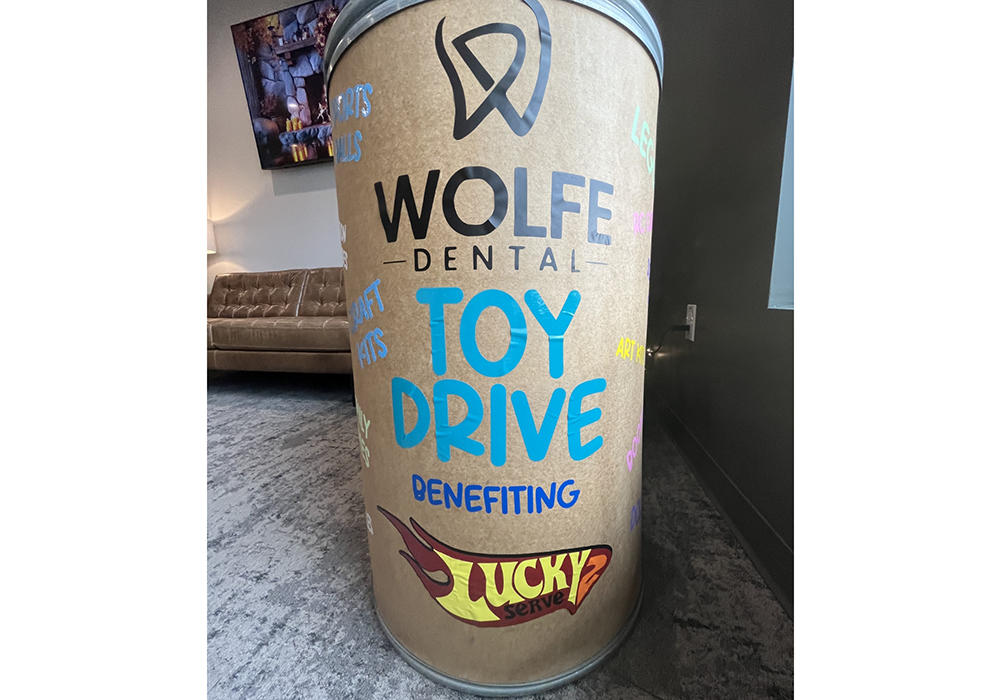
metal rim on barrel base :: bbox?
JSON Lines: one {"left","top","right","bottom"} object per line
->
{"left": 376, "top": 587, "right": 643, "bottom": 697}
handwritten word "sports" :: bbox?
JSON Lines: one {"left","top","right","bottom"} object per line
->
{"left": 333, "top": 83, "right": 372, "bottom": 123}
{"left": 333, "top": 83, "right": 372, "bottom": 165}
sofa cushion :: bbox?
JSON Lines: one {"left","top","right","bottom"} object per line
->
{"left": 299, "top": 267, "right": 347, "bottom": 317}
{"left": 208, "top": 350, "right": 353, "bottom": 374}
{"left": 207, "top": 318, "right": 227, "bottom": 349}
{"left": 209, "top": 316, "right": 351, "bottom": 352}
{"left": 208, "top": 270, "right": 307, "bottom": 318}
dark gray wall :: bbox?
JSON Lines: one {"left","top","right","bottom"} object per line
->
{"left": 642, "top": 0, "right": 794, "bottom": 614}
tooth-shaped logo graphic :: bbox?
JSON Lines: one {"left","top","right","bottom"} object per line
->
{"left": 379, "top": 506, "right": 611, "bottom": 627}
{"left": 435, "top": 0, "right": 552, "bottom": 140}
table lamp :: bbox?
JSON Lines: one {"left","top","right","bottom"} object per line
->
{"left": 207, "top": 220, "right": 217, "bottom": 255}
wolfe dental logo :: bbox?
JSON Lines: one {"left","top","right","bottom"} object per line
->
{"left": 380, "top": 506, "right": 611, "bottom": 627}
{"left": 435, "top": 0, "right": 552, "bottom": 140}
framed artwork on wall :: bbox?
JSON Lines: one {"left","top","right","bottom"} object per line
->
{"left": 231, "top": 1, "right": 350, "bottom": 170}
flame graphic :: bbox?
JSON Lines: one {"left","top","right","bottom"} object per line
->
{"left": 378, "top": 507, "right": 612, "bottom": 627}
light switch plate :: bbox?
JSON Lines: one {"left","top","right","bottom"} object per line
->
{"left": 685, "top": 304, "right": 696, "bottom": 341}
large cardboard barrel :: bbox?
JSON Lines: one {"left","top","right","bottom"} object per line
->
{"left": 324, "top": 0, "right": 662, "bottom": 694}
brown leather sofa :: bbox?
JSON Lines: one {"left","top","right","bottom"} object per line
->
{"left": 207, "top": 267, "right": 352, "bottom": 374}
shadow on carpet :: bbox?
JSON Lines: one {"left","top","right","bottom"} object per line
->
{"left": 208, "top": 371, "right": 793, "bottom": 699}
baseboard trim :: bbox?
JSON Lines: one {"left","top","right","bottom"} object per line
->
{"left": 651, "top": 398, "right": 794, "bottom": 619}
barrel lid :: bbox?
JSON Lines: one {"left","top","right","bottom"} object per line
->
{"left": 322, "top": 0, "right": 664, "bottom": 89}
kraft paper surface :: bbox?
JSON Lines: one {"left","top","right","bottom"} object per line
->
{"left": 328, "top": 0, "right": 659, "bottom": 685}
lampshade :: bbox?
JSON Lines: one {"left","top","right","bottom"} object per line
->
{"left": 207, "top": 219, "right": 217, "bottom": 255}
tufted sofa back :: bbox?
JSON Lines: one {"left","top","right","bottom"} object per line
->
{"left": 299, "top": 267, "right": 347, "bottom": 317}
{"left": 208, "top": 270, "right": 307, "bottom": 318}
{"left": 208, "top": 268, "right": 347, "bottom": 318}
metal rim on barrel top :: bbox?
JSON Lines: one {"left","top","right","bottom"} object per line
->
{"left": 322, "top": 0, "right": 664, "bottom": 89}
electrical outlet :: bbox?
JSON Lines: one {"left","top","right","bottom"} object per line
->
{"left": 685, "top": 304, "right": 696, "bottom": 341}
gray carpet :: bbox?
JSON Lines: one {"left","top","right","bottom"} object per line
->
{"left": 208, "top": 372, "right": 793, "bottom": 699}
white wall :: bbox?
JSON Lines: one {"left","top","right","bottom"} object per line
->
{"left": 208, "top": 0, "right": 343, "bottom": 293}
{"left": 767, "top": 68, "right": 793, "bottom": 310}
